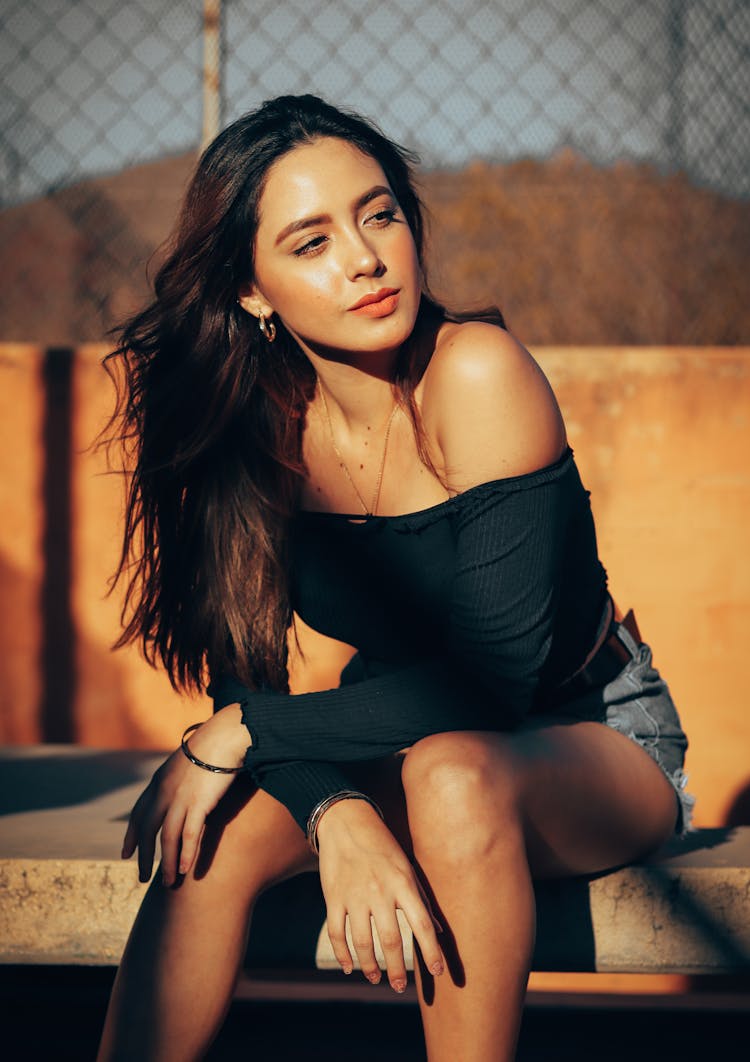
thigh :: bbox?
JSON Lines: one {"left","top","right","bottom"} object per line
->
{"left": 347, "top": 721, "right": 679, "bottom": 882}
{"left": 510, "top": 719, "right": 680, "bottom": 879}
{"left": 187, "top": 774, "right": 317, "bottom": 896}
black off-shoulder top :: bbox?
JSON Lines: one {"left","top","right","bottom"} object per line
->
{"left": 211, "top": 448, "right": 609, "bottom": 832}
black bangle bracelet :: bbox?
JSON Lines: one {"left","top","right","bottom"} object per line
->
{"left": 180, "top": 722, "right": 244, "bottom": 774}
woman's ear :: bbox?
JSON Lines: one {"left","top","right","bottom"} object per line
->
{"left": 236, "top": 282, "right": 273, "bottom": 320}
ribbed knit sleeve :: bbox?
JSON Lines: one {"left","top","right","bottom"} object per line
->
{"left": 216, "top": 661, "right": 487, "bottom": 761}
{"left": 208, "top": 675, "right": 363, "bottom": 833}
{"left": 250, "top": 760, "right": 359, "bottom": 833}
{"left": 213, "top": 453, "right": 596, "bottom": 832}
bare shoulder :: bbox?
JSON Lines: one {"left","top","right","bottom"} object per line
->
{"left": 420, "top": 320, "right": 566, "bottom": 491}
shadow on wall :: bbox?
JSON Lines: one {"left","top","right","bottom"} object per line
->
{"left": 0, "top": 346, "right": 143, "bottom": 746}
{"left": 725, "top": 781, "right": 750, "bottom": 827}
{"left": 40, "top": 347, "right": 75, "bottom": 741}
{"left": 0, "top": 548, "right": 146, "bottom": 748}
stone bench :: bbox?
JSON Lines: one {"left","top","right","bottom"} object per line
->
{"left": 1, "top": 746, "right": 749, "bottom": 980}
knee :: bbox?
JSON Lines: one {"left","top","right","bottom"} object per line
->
{"left": 402, "top": 732, "right": 521, "bottom": 863}
{"left": 402, "top": 732, "right": 515, "bottom": 801}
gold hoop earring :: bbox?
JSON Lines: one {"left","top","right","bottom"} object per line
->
{"left": 258, "top": 312, "right": 276, "bottom": 343}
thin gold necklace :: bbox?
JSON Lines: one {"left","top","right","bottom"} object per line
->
{"left": 317, "top": 383, "right": 399, "bottom": 516}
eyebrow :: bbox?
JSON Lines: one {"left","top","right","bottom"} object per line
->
{"left": 274, "top": 184, "right": 394, "bottom": 246}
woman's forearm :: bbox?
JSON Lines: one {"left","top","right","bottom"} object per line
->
{"left": 233, "top": 660, "right": 500, "bottom": 769}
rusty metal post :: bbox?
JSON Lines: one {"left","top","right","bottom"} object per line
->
{"left": 201, "top": 0, "right": 221, "bottom": 150}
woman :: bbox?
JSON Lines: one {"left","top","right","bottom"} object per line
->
{"left": 97, "top": 94, "right": 692, "bottom": 1061}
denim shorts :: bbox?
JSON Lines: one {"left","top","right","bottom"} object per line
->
{"left": 544, "top": 619, "right": 694, "bottom": 836}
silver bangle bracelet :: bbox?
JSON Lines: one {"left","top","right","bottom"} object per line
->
{"left": 306, "top": 790, "right": 384, "bottom": 855}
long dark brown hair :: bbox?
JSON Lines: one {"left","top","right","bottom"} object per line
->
{"left": 105, "top": 94, "right": 503, "bottom": 695}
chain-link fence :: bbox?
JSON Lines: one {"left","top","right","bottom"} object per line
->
{"left": 1, "top": 0, "right": 749, "bottom": 343}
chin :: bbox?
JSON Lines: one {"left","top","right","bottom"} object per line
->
{"left": 359, "top": 321, "right": 416, "bottom": 354}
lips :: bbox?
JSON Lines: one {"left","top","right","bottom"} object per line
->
{"left": 348, "top": 288, "right": 400, "bottom": 317}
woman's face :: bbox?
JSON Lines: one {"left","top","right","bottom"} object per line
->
{"left": 241, "top": 137, "right": 422, "bottom": 361}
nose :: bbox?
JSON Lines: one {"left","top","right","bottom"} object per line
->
{"left": 345, "top": 230, "right": 385, "bottom": 280}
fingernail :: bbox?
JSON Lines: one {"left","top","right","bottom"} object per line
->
{"left": 342, "top": 964, "right": 353, "bottom": 975}
{"left": 429, "top": 961, "right": 444, "bottom": 976}
{"left": 367, "top": 972, "right": 381, "bottom": 984}
{"left": 392, "top": 979, "right": 406, "bottom": 993}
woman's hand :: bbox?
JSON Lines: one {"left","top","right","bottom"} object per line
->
{"left": 122, "top": 704, "right": 248, "bottom": 886}
{"left": 316, "top": 799, "right": 444, "bottom": 993}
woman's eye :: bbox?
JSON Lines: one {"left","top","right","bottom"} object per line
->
{"left": 293, "top": 235, "right": 327, "bottom": 257}
{"left": 367, "top": 208, "right": 398, "bottom": 226}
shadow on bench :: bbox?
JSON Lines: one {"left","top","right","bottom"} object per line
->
{"left": 1, "top": 747, "right": 749, "bottom": 982}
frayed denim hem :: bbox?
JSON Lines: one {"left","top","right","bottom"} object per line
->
{"left": 665, "top": 766, "right": 696, "bottom": 838}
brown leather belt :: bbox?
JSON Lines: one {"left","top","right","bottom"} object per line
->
{"left": 553, "top": 603, "right": 642, "bottom": 704}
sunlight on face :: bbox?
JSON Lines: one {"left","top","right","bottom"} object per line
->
{"left": 245, "top": 137, "right": 422, "bottom": 360}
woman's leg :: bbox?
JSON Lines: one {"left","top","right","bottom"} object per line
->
{"left": 401, "top": 723, "right": 679, "bottom": 1062}
{"left": 97, "top": 775, "right": 315, "bottom": 1062}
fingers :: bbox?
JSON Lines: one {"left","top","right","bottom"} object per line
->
{"left": 371, "top": 910, "right": 408, "bottom": 992}
{"left": 121, "top": 813, "right": 137, "bottom": 861}
{"left": 373, "top": 898, "right": 444, "bottom": 991}
{"left": 121, "top": 786, "right": 150, "bottom": 860}
{"left": 398, "top": 894, "right": 444, "bottom": 979}
{"left": 327, "top": 908, "right": 354, "bottom": 976}
{"left": 121, "top": 788, "right": 163, "bottom": 883}
{"left": 323, "top": 874, "right": 444, "bottom": 991}
{"left": 178, "top": 810, "right": 206, "bottom": 878}
{"left": 348, "top": 912, "right": 382, "bottom": 986}
{"left": 121, "top": 781, "right": 170, "bottom": 885}
{"left": 332, "top": 907, "right": 434, "bottom": 993}
{"left": 159, "top": 807, "right": 187, "bottom": 887}
{"left": 137, "top": 806, "right": 163, "bottom": 884}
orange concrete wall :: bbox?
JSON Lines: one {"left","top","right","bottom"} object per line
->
{"left": 1, "top": 345, "right": 747, "bottom": 828}
{"left": 536, "top": 348, "right": 750, "bottom": 827}
{"left": 0, "top": 346, "right": 43, "bottom": 742}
